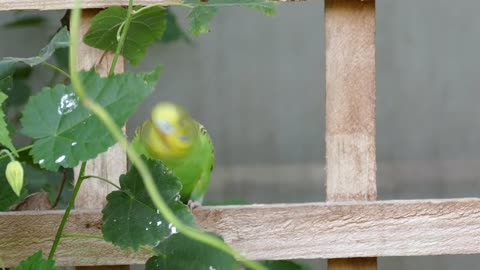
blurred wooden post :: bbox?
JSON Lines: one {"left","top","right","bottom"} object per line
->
{"left": 325, "top": 0, "right": 377, "bottom": 269}
{"left": 73, "top": 10, "right": 129, "bottom": 270}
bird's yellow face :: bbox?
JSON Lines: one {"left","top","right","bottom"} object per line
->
{"left": 149, "top": 102, "right": 197, "bottom": 158}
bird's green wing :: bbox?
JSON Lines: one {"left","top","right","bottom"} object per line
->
{"left": 188, "top": 126, "right": 214, "bottom": 203}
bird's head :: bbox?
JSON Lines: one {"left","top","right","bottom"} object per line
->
{"left": 149, "top": 102, "right": 197, "bottom": 158}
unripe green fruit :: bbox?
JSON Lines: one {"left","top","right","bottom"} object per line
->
{"left": 5, "top": 160, "right": 23, "bottom": 197}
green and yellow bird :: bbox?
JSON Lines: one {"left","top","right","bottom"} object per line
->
{"left": 135, "top": 102, "right": 214, "bottom": 208}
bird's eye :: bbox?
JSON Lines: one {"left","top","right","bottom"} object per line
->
{"left": 155, "top": 119, "right": 174, "bottom": 134}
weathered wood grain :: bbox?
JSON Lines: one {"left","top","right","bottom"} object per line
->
{"left": 325, "top": 0, "right": 376, "bottom": 269}
{"left": 0, "top": 0, "right": 302, "bottom": 11}
{"left": 325, "top": 0, "right": 376, "bottom": 202}
{"left": 74, "top": 9, "right": 126, "bottom": 212}
{"left": 0, "top": 210, "right": 150, "bottom": 267}
{"left": 328, "top": 258, "right": 377, "bottom": 270}
{"left": 0, "top": 0, "right": 177, "bottom": 10}
{"left": 1, "top": 199, "right": 480, "bottom": 266}
{"left": 72, "top": 10, "right": 128, "bottom": 270}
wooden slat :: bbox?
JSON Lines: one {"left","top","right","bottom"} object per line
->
{"left": 325, "top": 0, "right": 376, "bottom": 269}
{"left": 0, "top": 0, "right": 302, "bottom": 11}
{"left": 328, "top": 259, "right": 377, "bottom": 270}
{"left": 72, "top": 9, "right": 128, "bottom": 270}
{"left": 74, "top": 9, "right": 126, "bottom": 209}
{"left": 325, "top": 0, "right": 376, "bottom": 202}
{"left": 0, "top": 0, "right": 176, "bottom": 10}
{"left": 2, "top": 199, "right": 480, "bottom": 266}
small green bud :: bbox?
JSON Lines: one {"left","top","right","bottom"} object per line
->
{"left": 5, "top": 160, "right": 23, "bottom": 197}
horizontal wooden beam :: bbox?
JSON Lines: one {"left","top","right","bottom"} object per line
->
{"left": 0, "top": 0, "right": 303, "bottom": 11}
{"left": 0, "top": 0, "right": 175, "bottom": 10}
{"left": 1, "top": 198, "right": 480, "bottom": 266}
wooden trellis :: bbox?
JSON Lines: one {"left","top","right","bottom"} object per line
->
{"left": 1, "top": 0, "right": 479, "bottom": 270}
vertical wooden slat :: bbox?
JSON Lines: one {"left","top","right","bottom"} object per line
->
{"left": 73, "top": 9, "right": 129, "bottom": 270}
{"left": 325, "top": 0, "right": 377, "bottom": 269}
{"left": 328, "top": 258, "right": 377, "bottom": 270}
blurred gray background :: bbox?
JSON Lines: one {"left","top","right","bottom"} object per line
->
{"left": 2, "top": 0, "right": 480, "bottom": 268}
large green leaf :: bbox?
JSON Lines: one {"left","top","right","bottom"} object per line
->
{"left": 20, "top": 66, "right": 162, "bottom": 170}
{"left": 0, "top": 27, "right": 68, "bottom": 95}
{"left": 102, "top": 157, "right": 194, "bottom": 250}
{"left": 10, "top": 251, "right": 60, "bottom": 270}
{"left": 0, "top": 92, "right": 17, "bottom": 155}
{"left": 145, "top": 233, "right": 240, "bottom": 270}
{"left": 84, "top": 6, "right": 167, "bottom": 65}
{"left": 0, "top": 27, "right": 69, "bottom": 67}
{"left": 0, "top": 158, "right": 27, "bottom": 211}
{"left": 185, "top": 0, "right": 275, "bottom": 35}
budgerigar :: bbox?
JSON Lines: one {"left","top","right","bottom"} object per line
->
{"left": 135, "top": 102, "right": 214, "bottom": 208}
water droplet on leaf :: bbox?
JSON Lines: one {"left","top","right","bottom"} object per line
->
{"left": 168, "top": 223, "right": 177, "bottom": 234}
{"left": 55, "top": 155, "right": 66, "bottom": 163}
{"left": 57, "top": 93, "right": 79, "bottom": 115}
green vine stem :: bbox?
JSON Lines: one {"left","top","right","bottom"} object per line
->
{"left": 82, "top": 175, "right": 121, "bottom": 190}
{"left": 48, "top": 161, "right": 87, "bottom": 260}
{"left": 0, "top": 149, "right": 15, "bottom": 161}
{"left": 0, "top": 145, "right": 32, "bottom": 160}
{"left": 69, "top": 1, "right": 266, "bottom": 269}
{"left": 109, "top": 1, "right": 192, "bottom": 75}
{"left": 42, "top": 62, "right": 71, "bottom": 79}
{"left": 0, "top": 258, "right": 5, "bottom": 270}
{"left": 109, "top": 0, "right": 134, "bottom": 76}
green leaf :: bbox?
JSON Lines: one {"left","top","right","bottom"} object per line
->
{"left": 7, "top": 79, "right": 31, "bottom": 107}
{"left": 84, "top": 6, "right": 167, "bottom": 65}
{"left": 0, "top": 62, "right": 15, "bottom": 93}
{"left": 0, "top": 92, "right": 17, "bottom": 155}
{"left": 0, "top": 26, "right": 67, "bottom": 95}
{"left": 145, "top": 233, "right": 241, "bottom": 270}
{"left": 247, "top": 2, "right": 275, "bottom": 16}
{"left": 262, "top": 260, "right": 313, "bottom": 270}
{"left": 0, "top": 158, "right": 27, "bottom": 211}
{"left": 20, "top": 66, "right": 162, "bottom": 171}
{"left": 187, "top": 6, "right": 218, "bottom": 35}
{"left": 10, "top": 251, "right": 60, "bottom": 270}
{"left": 185, "top": 0, "right": 275, "bottom": 35}
{"left": 102, "top": 157, "right": 194, "bottom": 250}
{"left": 161, "top": 9, "right": 190, "bottom": 44}
{"left": 12, "top": 66, "right": 33, "bottom": 80}
{"left": 3, "top": 15, "right": 46, "bottom": 28}
{"left": 0, "top": 27, "right": 69, "bottom": 67}
{"left": 53, "top": 47, "right": 69, "bottom": 73}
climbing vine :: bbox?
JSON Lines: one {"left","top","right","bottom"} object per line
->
{"left": 0, "top": 1, "right": 311, "bottom": 269}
